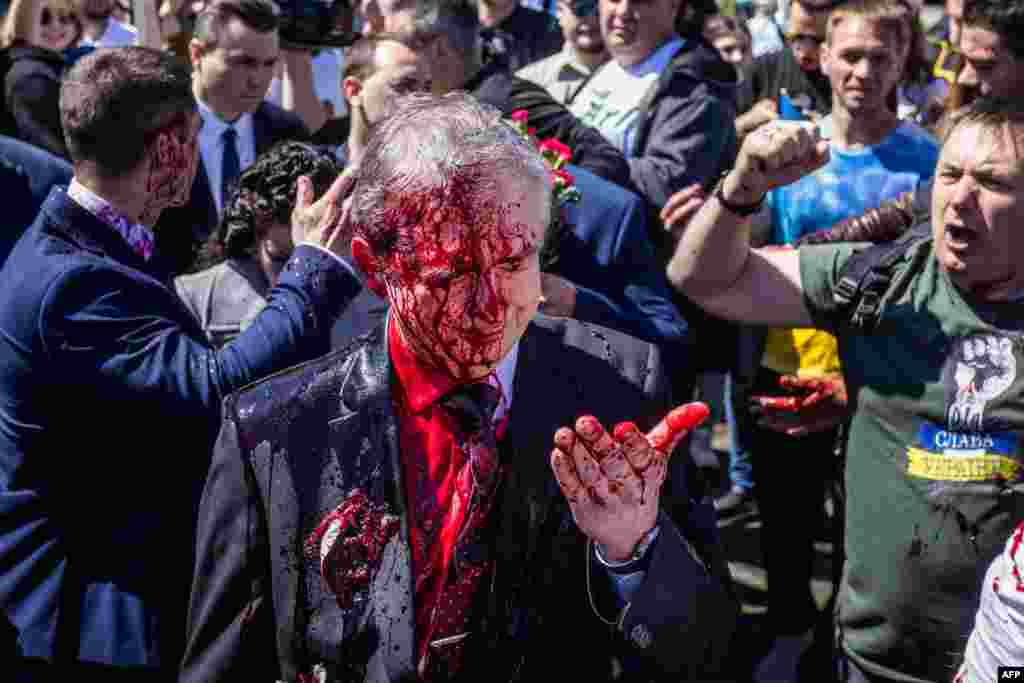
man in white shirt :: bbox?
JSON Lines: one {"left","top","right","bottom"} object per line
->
{"left": 517, "top": 0, "right": 608, "bottom": 105}
{"left": 75, "top": 0, "right": 138, "bottom": 46}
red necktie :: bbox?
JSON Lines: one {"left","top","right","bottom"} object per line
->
{"left": 421, "top": 382, "right": 503, "bottom": 679}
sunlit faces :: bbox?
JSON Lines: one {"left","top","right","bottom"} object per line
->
{"left": 821, "top": 16, "right": 904, "bottom": 117}
{"left": 599, "top": 0, "right": 680, "bottom": 67}
{"left": 957, "top": 25, "right": 1024, "bottom": 101}
{"left": 785, "top": 0, "right": 827, "bottom": 72}
{"left": 37, "top": 5, "right": 77, "bottom": 51}
{"left": 343, "top": 40, "right": 433, "bottom": 128}
{"left": 557, "top": 0, "right": 605, "bottom": 55}
{"left": 713, "top": 32, "right": 751, "bottom": 67}
{"left": 380, "top": 175, "right": 548, "bottom": 381}
{"left": 931, "top": 121, "right": 1024, "bottom": 299}
{"left": 190, "top": 17, "right": 279, "bottom": 122}
{"left": 355, "top": 0, "right": 416, "bottom": 35}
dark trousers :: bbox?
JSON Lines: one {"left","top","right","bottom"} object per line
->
{"left": 751, "top": 366, "right": 841, "bottom": 636}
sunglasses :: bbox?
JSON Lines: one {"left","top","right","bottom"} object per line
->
{"left": 40, "top": 8, "right": 76, "bottom": 25}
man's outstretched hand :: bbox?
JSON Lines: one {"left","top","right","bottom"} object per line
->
{"left": 750, "top": 374, "right": 849, "bottom": 437}
{"left": 550, "top": 403, "right": 710, "bottom": 561}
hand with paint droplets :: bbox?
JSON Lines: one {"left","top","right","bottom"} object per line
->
{"left": 290, "top": 165, "right": 358, "bottom": 260}
{"left": 550, "top": 403, "right": 710, "bottom": 561}
{"left": 750, "top": 373, "right": 849, "bottom": 437}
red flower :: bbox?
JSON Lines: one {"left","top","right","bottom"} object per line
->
{"left": 511, "top": 110, "right": 529, "bottom": 124}
{"left": 539, "top": 138, "right": 573, "bottom": 166}
{"left": 304, "top": 490, "right": 401, "bottom": 610}
{"left": 552, "top": 168, "right": 575, "bottom": 188}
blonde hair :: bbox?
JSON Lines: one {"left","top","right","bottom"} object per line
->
{"left": 1, "top": 0, "right": 77, "bottom": 49}
{"left": 825, "top": 0, "right": 912, "bottom": 47}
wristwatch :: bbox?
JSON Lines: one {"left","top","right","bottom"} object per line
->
{"left": 714, "top": 171, "right": 765, "bottom": 217}
{"left": 595, "top": 526, "right": 661, "bottom": 573}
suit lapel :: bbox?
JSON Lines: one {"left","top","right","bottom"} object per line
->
{"left": 253, "top": 104, "right": 272, "bottom": 155}
{"left": 190, "top": 160, "right": 217, "bottom": 237}
{"left": 323, "top": 325, "right": 416, "bottom": 680}
{"left": 490, "top": 323, "right": 578, "bottom": 624}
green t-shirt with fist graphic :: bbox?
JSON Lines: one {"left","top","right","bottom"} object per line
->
{"left": 800, "top": 238, "right": 1024, "bottom": 682}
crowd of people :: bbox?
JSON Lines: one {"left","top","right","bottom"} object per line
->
{"left": 0, "top": 0, "right": 1023, "bottom": 681}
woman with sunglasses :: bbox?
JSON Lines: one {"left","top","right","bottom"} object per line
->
{"left": 0, "top": 0, "right": 86, "bottom": 157}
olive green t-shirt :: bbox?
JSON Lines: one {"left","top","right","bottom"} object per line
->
{"left": 801, "top": 240, "right": 1024, "bottom": 682}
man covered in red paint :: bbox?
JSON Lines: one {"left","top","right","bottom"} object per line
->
{"left": 181, "top": 91, "right": 737, "bottom": 683}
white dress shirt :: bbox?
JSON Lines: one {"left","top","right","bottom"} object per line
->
{"left": 196, "top": 99, "right": 256, "bottom": 216}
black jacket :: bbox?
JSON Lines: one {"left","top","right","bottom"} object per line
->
{"left": 480, "top": 4, "right": 563, "bottom": 73}
{"left": 181, "top": 316, "right": 739, "bottom": 683}
{"left": 3, "top": 44, "right": 68, "bottom": 159}
{"left": 468, "top": 57, "right": 633, "bottom": 190}
{"left": 744, "top": 45, "right": 832, "bottom": 117}
{"left": 628, "top": 36, "right": 739, "bottom": 212}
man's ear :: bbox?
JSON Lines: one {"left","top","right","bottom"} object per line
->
{"left": 342, "top": 76, "right": 362, "bottom": 105}
{"left": 351, "top": 236, "right": 387, "bottom": 296}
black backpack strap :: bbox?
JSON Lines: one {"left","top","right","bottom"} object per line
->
{"left": 832, "top": 222, "right": 932, "bottom": 332}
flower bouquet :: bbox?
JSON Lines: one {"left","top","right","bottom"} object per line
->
{"left": 509, "top": 110, "right": 582, "bottom": 271}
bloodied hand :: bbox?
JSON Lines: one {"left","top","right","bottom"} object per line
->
{"left": 550, "top": 403, "right": 710, "bottom": 561}
{"left": 751, "top": 373, "right": 849, "bottom": 437}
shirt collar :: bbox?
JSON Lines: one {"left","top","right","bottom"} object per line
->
{"left": 388, "top": 315, "right": 518, "bottom": 418}
{"left": 67, "top": 178, "right": 155, "bottom": 261}
{"left": 624, "top": 36, "right": 685, "bottom": 77}
{"left": 196, "top": 97, "right": 255, "bottom": 145}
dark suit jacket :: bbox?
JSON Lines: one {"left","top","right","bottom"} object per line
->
{"left": 0, "top": 135, "right": 71, "bottom": 266}
{"left": 3, "top": 45, "right": 68, "bottom": 160}
{"left": 0, "top": 187, "right": 361, "bottom": 676}
{"left": 181, "top": 317, "right": 738, "bottom": 683}
{"left": 556, "top": 164, "right": 688, "bottom": 359}
{"left": 155, "top": 101, "right": 310, "bottom": 276}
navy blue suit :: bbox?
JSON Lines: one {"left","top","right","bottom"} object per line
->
{"left": 555, "top": 164, "right": 688, "bottom": 357}
{"left": 0, "top": 187, "right": 361, "bottom": 677}
{"left": 0, "top": 135, "right": 71, "bottom": 266}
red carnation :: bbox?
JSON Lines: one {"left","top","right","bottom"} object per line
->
{"left": 552, "top": 168, "right": 575, "bottom": 187}
{"left": 511, "top": 110, "right": 529, "bottom": 124}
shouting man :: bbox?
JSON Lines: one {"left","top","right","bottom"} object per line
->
{"left": 181, "top": 92, "right": 737, "bottom": 683}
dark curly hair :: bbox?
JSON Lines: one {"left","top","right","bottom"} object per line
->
{"left": 197, "top": 141, "right": 339, "bottom": 269}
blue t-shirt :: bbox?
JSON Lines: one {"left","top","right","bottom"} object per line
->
{"left": 770, "top": 119, "right": 940, "bottom": 245}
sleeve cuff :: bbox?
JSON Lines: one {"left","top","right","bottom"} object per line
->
{"left": 297, "top": 242, "right": 364, "bottom": 284}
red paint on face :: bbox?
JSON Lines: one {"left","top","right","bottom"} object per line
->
{"left": 377, "top": 172, "right": 544, "bottom": 382}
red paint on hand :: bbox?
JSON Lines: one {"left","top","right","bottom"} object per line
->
{"left": 612, "top": 421, "right": 640, "bottom": 442}
{"left": 647, "top": 402, "right": 709, "bottom": 452}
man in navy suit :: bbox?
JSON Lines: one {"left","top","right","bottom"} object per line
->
{"left": 0, "top": 47, "right": 364, "bottom": 681}
{"left": 155, "top": 0, "right": 311, "bottom": 276}
{"left": 542, "top": 163, "right": 688, "bottom": 355}
{"left": 0, "top": 135, "right": 71, "bottom": 266}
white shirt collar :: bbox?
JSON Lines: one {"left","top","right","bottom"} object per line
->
{"left": 491, "top": 341, "right": 519, "bottom": 422}
{"left": 196, "top": 98, "right": 255, "bottom": 145}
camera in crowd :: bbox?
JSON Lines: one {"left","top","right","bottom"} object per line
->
{"left": 276, "top": 0, "right": 358, "bottom": 49}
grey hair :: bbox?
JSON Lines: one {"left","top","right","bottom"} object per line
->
{"left": 349, "top": 91, "right": 552, "bottom": 259}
